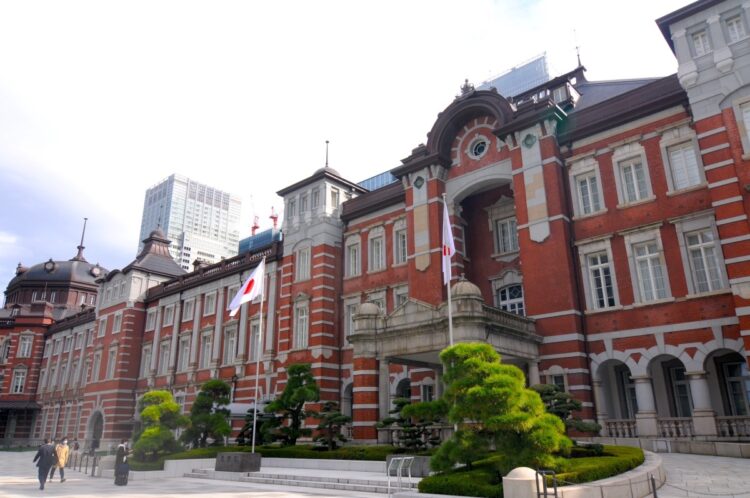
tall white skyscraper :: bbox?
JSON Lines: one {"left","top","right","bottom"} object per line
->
{"left": 138, "top": 174, "right": 242, "bottom": 270}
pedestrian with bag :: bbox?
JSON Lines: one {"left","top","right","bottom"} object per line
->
{"left": 49, "top": 438, "right": 69, "bottom": 483}
{"left": 32, "top": 439, "right": 57, "bottom": 490}
{"left": 114, "top": 439, "right": 130, "bottom": 486}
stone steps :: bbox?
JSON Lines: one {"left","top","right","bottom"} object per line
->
{"left": 184, "top": 468, "right": 419, "bottom": 494}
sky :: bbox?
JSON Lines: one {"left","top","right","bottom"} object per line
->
{"left": 0, "top": 0, "right": 689, "bottom": 297}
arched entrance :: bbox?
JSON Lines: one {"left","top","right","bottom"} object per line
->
{"left": 87, "top": 411, "right": 103, "bottom": 451}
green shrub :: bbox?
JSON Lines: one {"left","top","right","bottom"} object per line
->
{"left": 419, "top": 466, "right": 502, "bottom": 498}
{"left": 568, "top": 443, "right": 604, "bottom": 458}
{"left": 554, "top": 445, "right": 644, "bottom": 484}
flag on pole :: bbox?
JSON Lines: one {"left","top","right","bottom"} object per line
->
{"left": 228, "top": 258, "right": 266, "bottom": 317}
{"left": 442, "top": 200, "right": 455, "bottom": 286}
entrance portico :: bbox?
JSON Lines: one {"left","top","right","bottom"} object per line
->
{"left": 348, "top": 278, "right": 540, "bottom": 442}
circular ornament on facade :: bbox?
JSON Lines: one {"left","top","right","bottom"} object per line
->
{"left": 44, "top": 259, "right": 56, "bottom": 273}
{"left": 522, "top": 133, "right": 537, "bottom": 148}
{"left": 413, "top": 176, "right": 425, "bottom": 189}
{"left": 90, "top": 265, "right": 101, "bottom": 277}
{"left": 468, "top": 137, "right": 489, "bottom": 159}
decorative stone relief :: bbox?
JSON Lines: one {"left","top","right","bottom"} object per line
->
{"left": 520, "top": 126, "right": 550, "bottom": 243}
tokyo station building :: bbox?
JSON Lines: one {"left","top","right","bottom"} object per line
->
{"left": 4, "top": 0, "right": 750, "bottom": 450}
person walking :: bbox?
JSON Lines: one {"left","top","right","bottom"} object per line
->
{"left": 33, "top": 439, "right": 57, "bottom": 490}
{"left": 70, "top": 438, "right": 80, "bottom": 468}
{"left": 48, "top": 438, "right": 70, "bottom": 483}
{"left": 114, "top": 439, "right": 130, "bottom": 486}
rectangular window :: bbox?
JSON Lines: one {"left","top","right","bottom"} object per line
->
{"left": 204, "top": 293, "right": 217, "bottom": 316}
{"left": 633, "top": 242, "right": 668, "bottom": 301}
{"left": 394, "top": 287, "right": 409, "bottom": 308}
{"left": 141, "top": 346, "right": 152, "bottom": 377}
{"left": 296, "top": 247, "right": 311, "bottom": 281}
{"left": 106, "top": 348, "right": 117, "bottom": 379}
{"left": 17, "top": 336, "right": 33, "bottom": 358}
{"left": 369, "top": 234, "right": 385, "bottom": 272}
{"left": 294, "top": 304, "right": 309, "bottom": 349}
{"left": 300, "top": 194, "right": 308, "bottom": 213}
{"left": 182, "top": 300, "right": 195, "bottom": 322}
{"left": 177, "top": 336, "right": 190, "bottom": 371}
{"left": 345, "top": 302, "right": 358, "bottom": 340}
{"left": 163, "top": 305, "right": 175, "bottom": 326}
{"left": 331, "top": 188, "right": 340, "bottom": 208}
{"left": 200, "top": 332, "right": 212, "bottom": 369}
{"left": 394, "top": 228, "right": 408, "bottom": 265}
{"left": 346, "top": 242, "right": 360, "bottom": 277}
{"left": 158, "top": 341, "right": 170, "bottom": 375}
{"left": 288, "top": 199, "right": 296, "bottom": 218}
{"left": 686, "top": 229, "right": 723, "bottom": 293}
{"left": 249, "top": 320, "right": 261, "bottom": 361}
{"left": 70, "top": 360, "right": 79, "bottom": 387}
{"left": 11, "top": 370, "right": 26, "bottom": 393}
{"left": 693, "top": 30, "right": 711, "bottom": 56}
{"left": 576, "top": 173, "right": 602, "bottom": 215}
{"left": 311, "top": 188, "right": 320, "bottom": 209}
{"left": 588, "top": 252, "right": 616, "bottom": 309}
{"left": 75, "top": 333, "right": 84, "bottom": 349}
{"left": 50, "top": 291, "right": 56, "bottom": 303}
{"left": 742, "top": 102, "right": 750, "bottom": 145}
{"left": 668, "top": 142, "right": 702, "bottom": 190}
{"left": 98, "top": 316, "right": 107, "bottom": 337}
{"left": 38, "top": 369, "right": 47, "bottom": 393}
{"left": 727, "top": 15, "right": 746, "bottom": 43}
{"left": 550, "top": 374, "right": 566, "bottom": 391}
{"left": 223, "top": 328, "right": 237, "bottom": 365}
{"left": 145, "top": 309, "right": 157, "bottom": 330}
{"left": 619, "top": 158, "right": 649, "bottom": 202}
{"left": 91, "top": 353, "right": 101, "bottom": 382}
{"left": 112, "top": 312, "right": 122, "bottom": 333}
{"left": 422, "top": 384, "right": 434, "bottom": 402}
{"left": 63, "top": 336, "right": 72, "bottom": 352}
{"left": 494, "top": 217, "right": 519, "bottom": 253}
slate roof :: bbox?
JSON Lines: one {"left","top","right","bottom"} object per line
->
{"left": 110, "top": 228, "right": 185, "bottom": 280}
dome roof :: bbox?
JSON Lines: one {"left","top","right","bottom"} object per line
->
{"left": 8, "top": 258, "right": 106, "bottom": 288}
{"left": 451, "top": 278, "right": 482, "bottom": 298}
{"left": 357, "top": 302, "right": 381, "bottom": 315}
{"left": 313, "top": 166, "right": 342, "bottom": 177}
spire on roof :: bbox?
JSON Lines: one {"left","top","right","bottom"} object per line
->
{"left": 460, "top": 79, "right": 475, "bottom": 96}
{"left": 71, "top": 217, "right": 88, "bottom": 262}
{"left": 325, "top": 140, "right": 330, "bottom": 168}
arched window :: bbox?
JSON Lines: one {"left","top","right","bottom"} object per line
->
{"left": 395, "top": 378, "right": 411, "bottom": 400}
{"left": 496, "top": 284, "right": 525, "bottom": 316}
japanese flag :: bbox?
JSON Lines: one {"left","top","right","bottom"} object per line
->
{"left": 442, "top": 200, "right": 455, "bottom": 286}
{"left": 228, "top": 258, "right": 266, "bottom": 317}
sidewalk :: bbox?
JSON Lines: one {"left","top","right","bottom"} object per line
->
{"left": 652, "top": 453, "right": 750, "bottom": 498}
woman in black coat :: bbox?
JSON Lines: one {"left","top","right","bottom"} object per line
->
{"left": 114, "top": 439, "right": 130, "bottom": 486}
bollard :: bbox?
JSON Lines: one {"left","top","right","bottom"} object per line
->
{"left": 504, "top": 467, "right": 538, "bottom": 498}
{"left": 650, "top": 473, "right": 658, "bottom": 498}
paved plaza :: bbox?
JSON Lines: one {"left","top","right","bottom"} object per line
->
{"left": 2, "top": 450, "right": 750, "bottom": 497}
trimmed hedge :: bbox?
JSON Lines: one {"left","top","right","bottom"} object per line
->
{"left": 130, "top": 444, "right": 397, "bottom": 470}
{"left": 418, "top": 445, "right": 645, "bottom": 497}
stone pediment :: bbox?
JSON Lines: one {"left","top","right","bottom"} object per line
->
{"left": 385, "top": 298, "right": 442, "bottom": 329}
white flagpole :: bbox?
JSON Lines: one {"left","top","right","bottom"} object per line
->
{"left": 251, "top": 257, "right": 266, "bottom": 454}
{"left": 443, "top": 194, "right": 454, "bottom": 346}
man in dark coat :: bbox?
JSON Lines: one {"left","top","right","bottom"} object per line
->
{"left": 33, "top": 439, "right": 57, "bottom": 490}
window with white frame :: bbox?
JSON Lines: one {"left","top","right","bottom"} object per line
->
{"left": 293, "top": 301, "right": 309, "bottom": 349}
{"left": 54, "top": 339, "right": 62, "bottom": 355}
{"left": 59, "top": 363, "right": 68, "bottom": 388}
{"left": 38, "top": 369, "right": 47, "bottom": 393}
{"left": 311, "top": 188, "right": 320, "bottom": 210}
{"left": 576, "top": 172, "right": 602, "bottom": 215}
{"left": 200, "top": 332, "right": 212, "bottom": 369}
{"left": 158, "top": 341, "right": 170, "bottom": 374}
{"left": 75, "top": 332, "right": 84, "bottom": 349}
{"left": 249, "top": 319, "right": 261, "bottom": 361}
{"left": 81, "top": 360, "right": 90, "bottom": 387}
{"left": 692, "top": 29, "right": 711, "bottom": 56}
{"left": 0, "top": 339, "right": 10, "bottom": 363}
{"left": 112, "top": 312, "right": 122, "bottom": 333}
{"left": 98, "top": 316, "right": 107, "bottom": 337}
{"left": 178, "top": 336, "right": 190, "bottom": 371}
{"left": 300, "top": 194, "right": 308, "bottom": 213}
{"left": 667, "top": 141, "right": 703, "bottom": 191}
{"left": 618, "top": 156, "right": 650, "bottom": 203}
{"left": 11, "top": 368, "right": 26, "bottom": 393}
{"left": 91, "top": 352, "right": 101, "bottom": 382}
{"left": 17, "top": 336, "right": 33, "bottom": 358}
{"left": 106, "top": 347, "right": 117, "bottom": 379}
{"left": 494, "top": 217, "right": 519, "bottom": 254}
{"left": 204, "top": 293, "right": 217, "bottom": 316}
{"left": 50, "top": 291, "right": 56, "bottom": 303}
{"left": 394, "top": 286, "right": 409, "bottom": 308}
{"left": 726, "top": 14, "right": 746, "bottom": 43}
{"left": 331, "top": 187, "right": 340, "bottom": 209}
{"left": 223, "top": 327, "right": 237, "bottom": 364}
{"left": 288, "top": 198, "right": 296, "bottom": 218}
{"left": 48, "top": 366, "right": 56, "bottom": 390}
{"left": 632, "top": 241, "right": 668, "bottom": 302}
{"left": 345, "top": 237, "right": 361, "bottom": 277}
{"left": 182, "top": 299, "right": 195, "bottom": 322}
{"left": 141, "top": 345, "right": 152, "bottom": 377}
{"left": 163, "top": 305, "right": 175, "bottom": 326}
{"left": 587, "top": 252, "right": 617, "bottom": 309}
{"left": 393, "top": 220, "right": 408, "bottom": 265}
{"left": 296, "top": 246, "right": 311, "bottom": 281}
{"left": 368, "top": 227, "right": 385, "bottom": 272}
{"left": 368, "top": 292, "right": 386, "bottom": 313}
{"left": 686, "top": 229, "right": 724, "bottom": 293}
{"left": 145, "top": 309, "right": 157, "bottom": 330}
{"left": 496, "top": 284, "right": 525, "bottom": 316}
{"left": 70, "top": 360, "right": 79, "bottom": 387}
{"left": 63, "top": 336, "right": 72, "bottom": 352}
{"left": 344, "top": 301, "right": 358, "bottom": 341}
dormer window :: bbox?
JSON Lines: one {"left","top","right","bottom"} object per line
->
{"left": 552, "top": 86, "right": 567, "bottom": 103}
{"left": 692, "top": 30, "right": 711, "bottom": 56}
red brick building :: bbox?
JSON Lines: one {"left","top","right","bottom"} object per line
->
{"left": 4, "top": 0, "right": 750, "bottom": 450}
